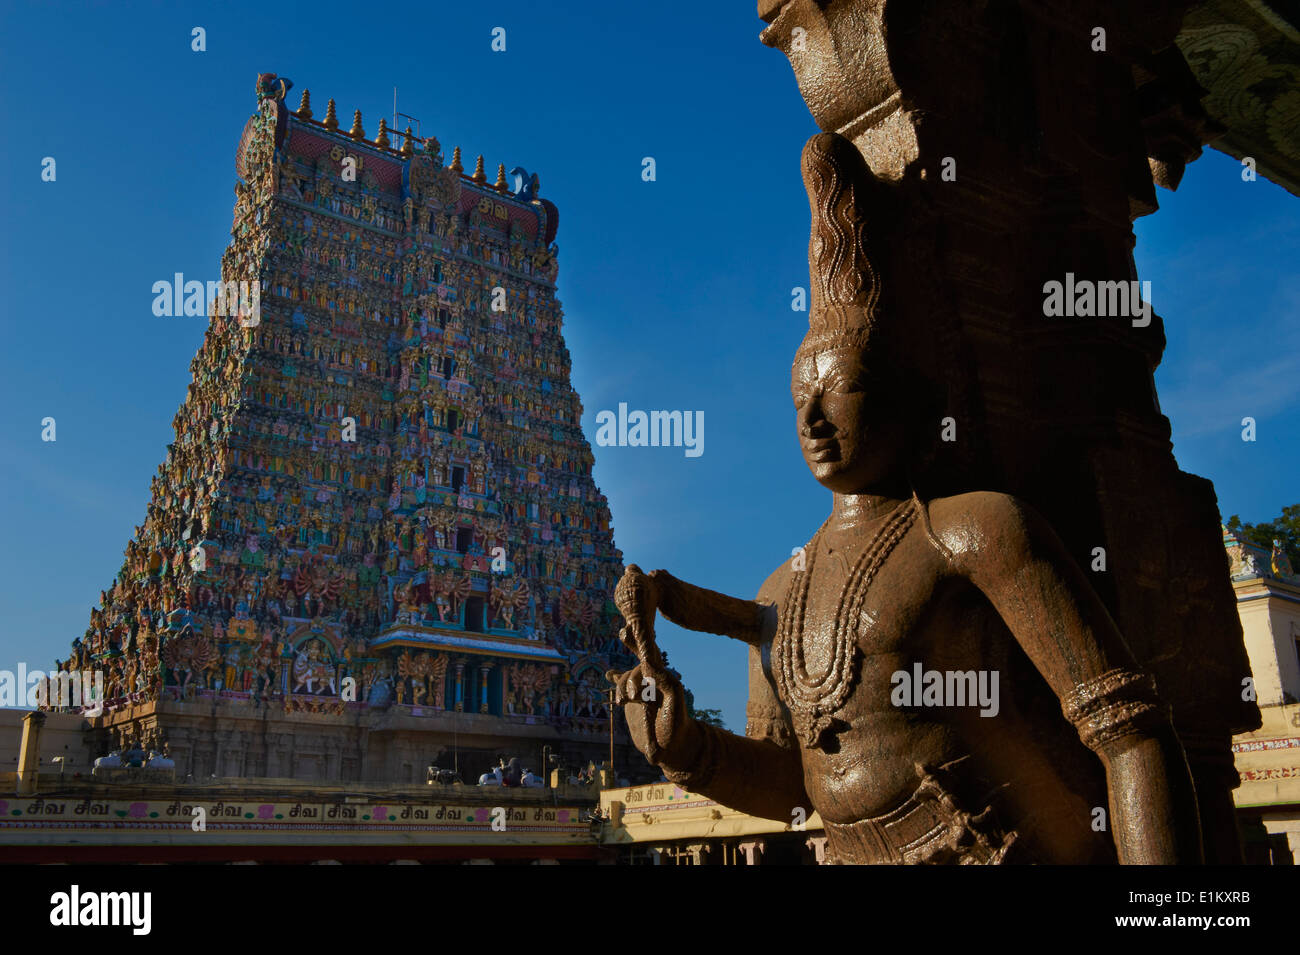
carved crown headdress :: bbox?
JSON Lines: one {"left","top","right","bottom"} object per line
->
{"left": 797, "top": 132, "right": 894, "bottom": 358}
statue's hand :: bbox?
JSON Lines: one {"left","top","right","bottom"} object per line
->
{"left": 610, "top": 563, "right": 714, "bottom": 772}
{"left": 607, "top": 657, "right": 697, "bottom": 770}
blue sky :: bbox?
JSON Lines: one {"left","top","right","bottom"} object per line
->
{"left": 0, "top": 1, "right": 1296, "bottom": 730}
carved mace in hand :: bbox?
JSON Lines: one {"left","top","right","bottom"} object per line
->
{"left": 614, "top": 564, "right": 666, "bottom": 673}
{"left": 609, "top": 564, "right": 675, "bottom": 764}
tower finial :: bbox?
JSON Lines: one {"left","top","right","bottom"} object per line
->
{"left": 494, "top": 163, "right": 508, "bottom": 193}
{"left": 350, "top": 109, "right": 365, "bottom": 141}
{"left": 323, "top": 98, "right": 338, "bottom": 130}
{"left": 375, "top": 117, "right": 390, "bottom": 149}
{"left": 450, "top": 146, "right": 464, "bottom": 174}
{"left": 472, "top": 154, "right": 486, "bottom": 185}
{"left": 401, "top": 126, "right": 414, "bottom": 158}
{"left": 296, "top": 89, "right": 313, "bottom": 120}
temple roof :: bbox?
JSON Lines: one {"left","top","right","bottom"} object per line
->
{"left": 369, "top": 627, "right": 566, "bottom": 661}
{"left": 1181, "top": 0, "right": 1300, "bottom": 196}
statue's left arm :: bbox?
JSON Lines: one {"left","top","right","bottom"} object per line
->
{"left": 942, "top": 492, "right": 1203, "bottom": 864}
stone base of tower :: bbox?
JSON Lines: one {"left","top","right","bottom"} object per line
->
{"left": 88, "top": 699, "right": 644, "bottom": 786}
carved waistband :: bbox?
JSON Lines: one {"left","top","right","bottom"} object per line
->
{"left": 822, "top": 760, "right": 1018, "bottom": 865}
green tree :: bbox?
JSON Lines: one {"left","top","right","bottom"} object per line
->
{"left": 1225, "top": 503, "right": 1300, "bottom": 569}
{"left": 690, "top": 707, "right": 727, "bottom": 730}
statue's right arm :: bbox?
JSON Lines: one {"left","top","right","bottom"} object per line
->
{"left": 647, "top": 570, "right": 767, "bottom": 646}
{"left": 611, "top": 566, "right": 806, "bottom": 821}
{"left": 675, "top": 638, "right": 809, "bottom": 822}
{"left": 641, "top": 570, "right": 810, "bottom": 822}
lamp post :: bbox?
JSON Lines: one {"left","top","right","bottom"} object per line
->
{"left": 606, "top": 686, "right": 615, "bottom": 783}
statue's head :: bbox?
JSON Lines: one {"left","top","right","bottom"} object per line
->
{"left": 793, "top": 341, "right": 906, "bottom": 494}
{"left": 793, "top": 133, "right": 916, "bottom": 494}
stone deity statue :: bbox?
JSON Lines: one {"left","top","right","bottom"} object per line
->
{"left": 608, "top": 134, "right": 1201, "bottom": 865}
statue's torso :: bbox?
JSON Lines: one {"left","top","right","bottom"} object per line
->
{"left": 761, "top": 501, "right": 1111, "bottom": 863}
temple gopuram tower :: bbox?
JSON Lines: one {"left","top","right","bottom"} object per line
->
{"left": 53, "top": 74, "right": 638, "bottom": 783}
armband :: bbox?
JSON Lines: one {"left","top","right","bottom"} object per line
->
{"left": 1061, "top": 668, "right": 1168, "bottom": 750}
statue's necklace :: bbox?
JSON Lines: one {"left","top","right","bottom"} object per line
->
{"left": 775, "top": 494, "right": 919, "bottom": 750}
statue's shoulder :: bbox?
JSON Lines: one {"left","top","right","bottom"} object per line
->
{"left": 924, "top": 491, "right": 1046, "bottom": 562}
{"left": 756, "top": 551, "right": 799, "bottom": 609}
{"left": 926, "top": 489, "right": 1023, "bottom": 524}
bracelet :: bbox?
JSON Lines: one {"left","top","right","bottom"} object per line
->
{"left": 1061, "top": 668, "right": 1168, "bottom": 750}
{"left": 662, "top": 720, "right": 721, "bottom": 791}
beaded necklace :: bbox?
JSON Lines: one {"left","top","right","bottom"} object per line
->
{"left": 775, "top": 494, "right": 920, "bottom": 749}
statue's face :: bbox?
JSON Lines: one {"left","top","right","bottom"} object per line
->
{"left": 792, "top": 347, "right": 904, "bottom": 493}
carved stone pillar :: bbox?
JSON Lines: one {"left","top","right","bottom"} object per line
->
{"left": 684, "top": 843, "right": 710, "bottom": 866}
{"left": 325, "top": 739, "right": 341, "bottom": 779}
{"left": 225, "top": 730, "right": 244, "bottom": 778}
{"left": 478, "top": 663, "right": 493, "bottom": 713}
{"left": 193, "top": 744, "right": 213, "bottom": 779}
{"left": 264, "top": 732, "right": 281, "bottom": 778}
{"left": 758, "top": 0, "right": 1260, "bottom": 863}
{"left": 212, "top": 728, "right": 226, "bottom": 778}
{"left": 1285, "top": 831, "right": 1300, "bottom": 866}
{"left": 453, "top": 660, "right": 466, "bottom": 712}
{"left": 16, "top": 711, "right": 46, "bottom": 795}
{"left": 805, "top": 835, "right": 828, "bottom": 865}
{"left": 166, "top": 727, "right": 189, "bottom": 779}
